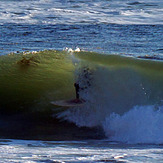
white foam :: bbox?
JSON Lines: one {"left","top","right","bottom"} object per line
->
{"left": 103, "top": 105, "right": 163, "bottom": 144}
{"left": 58, "top": 103, "right": 163, "bottom": 144}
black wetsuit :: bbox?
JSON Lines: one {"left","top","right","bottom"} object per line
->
{"left": 74, "top": 83, "right": 80, "bottom": 99}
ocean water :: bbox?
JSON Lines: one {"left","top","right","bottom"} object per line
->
{"left": 0, "top": 0, "right": 163, "bottom": 56}
{"left": 1, "top": 139, "right": 163, "bottom": 162}
{"left": 0, "top": 0, "right": 163, "bottom": 162}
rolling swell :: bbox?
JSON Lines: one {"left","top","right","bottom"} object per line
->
{"left": 0, "top": 50, "right": 163, "bottom": 141}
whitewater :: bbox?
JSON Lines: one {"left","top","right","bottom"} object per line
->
{"left": 0, "top": 0, "right": 163, "bottom": 162}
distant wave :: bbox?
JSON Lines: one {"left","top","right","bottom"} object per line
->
{"left": 0, "top": 0, "right": 162, "bottom": 25}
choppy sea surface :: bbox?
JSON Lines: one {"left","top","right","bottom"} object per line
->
{"left": 0, "top": 0, "right": 163, "bottom": 56}
{"left": 1, "top": 139, "right": 163, "bottom": 163}
{"left": 0, "top": 0, "right": 163, "bottom": 162}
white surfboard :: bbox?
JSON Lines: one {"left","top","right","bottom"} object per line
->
{"left": 51, "top": 99, "right": 85, "bottom": 107}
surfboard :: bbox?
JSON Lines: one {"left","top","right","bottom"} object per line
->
{"left": 51, "top": 99, "right": 85, "bottom": 107}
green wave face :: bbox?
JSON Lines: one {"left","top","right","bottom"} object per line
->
{"left": 0, "top": 50, "right": 75, "bottom": 114}
{"left": 74, "top": 52, "right": 163, "bottom": 115}
{"left": 0, "top": 50, "right": 163, "bottom": 115}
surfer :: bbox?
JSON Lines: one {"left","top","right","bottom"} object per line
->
{"left": 74, "top": 82, "right": 80, "bottom": 100}
{"left": 51, "top": 68, "right": 92, "bottom": 106}
{"left": 74, "top": 67, "right": 93, "bottom": 102}
{"left": 73, "top": 82, "right": 86, "bottom": 104}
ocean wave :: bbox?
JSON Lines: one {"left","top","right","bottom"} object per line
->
{"left": 0, "top": 50, "right": 163, "bottom": 142}
{"left": 1, "top": 50, "right": 163, "bottom": 113}
{"left": 56, "top": 51, "right": 163, "bottom": 143}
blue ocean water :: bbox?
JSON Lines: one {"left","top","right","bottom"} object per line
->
{"left": 0, "top": 0, "right": 163, "bottom": 56}
{"left": 0, "top": 24, "right": 163, "bottom": 57}
{"left": 0, "top": 0, "right": 163, "bottom": 162}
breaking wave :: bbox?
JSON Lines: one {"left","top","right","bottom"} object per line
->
{"left": 1, "top": 50, "right": 163, "bottom": 143}
{"left": 57, "top": 51, "right": 163, "bottom": 143}
{"left": 103, "top": 105, "right": 163, "bottom": 144}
